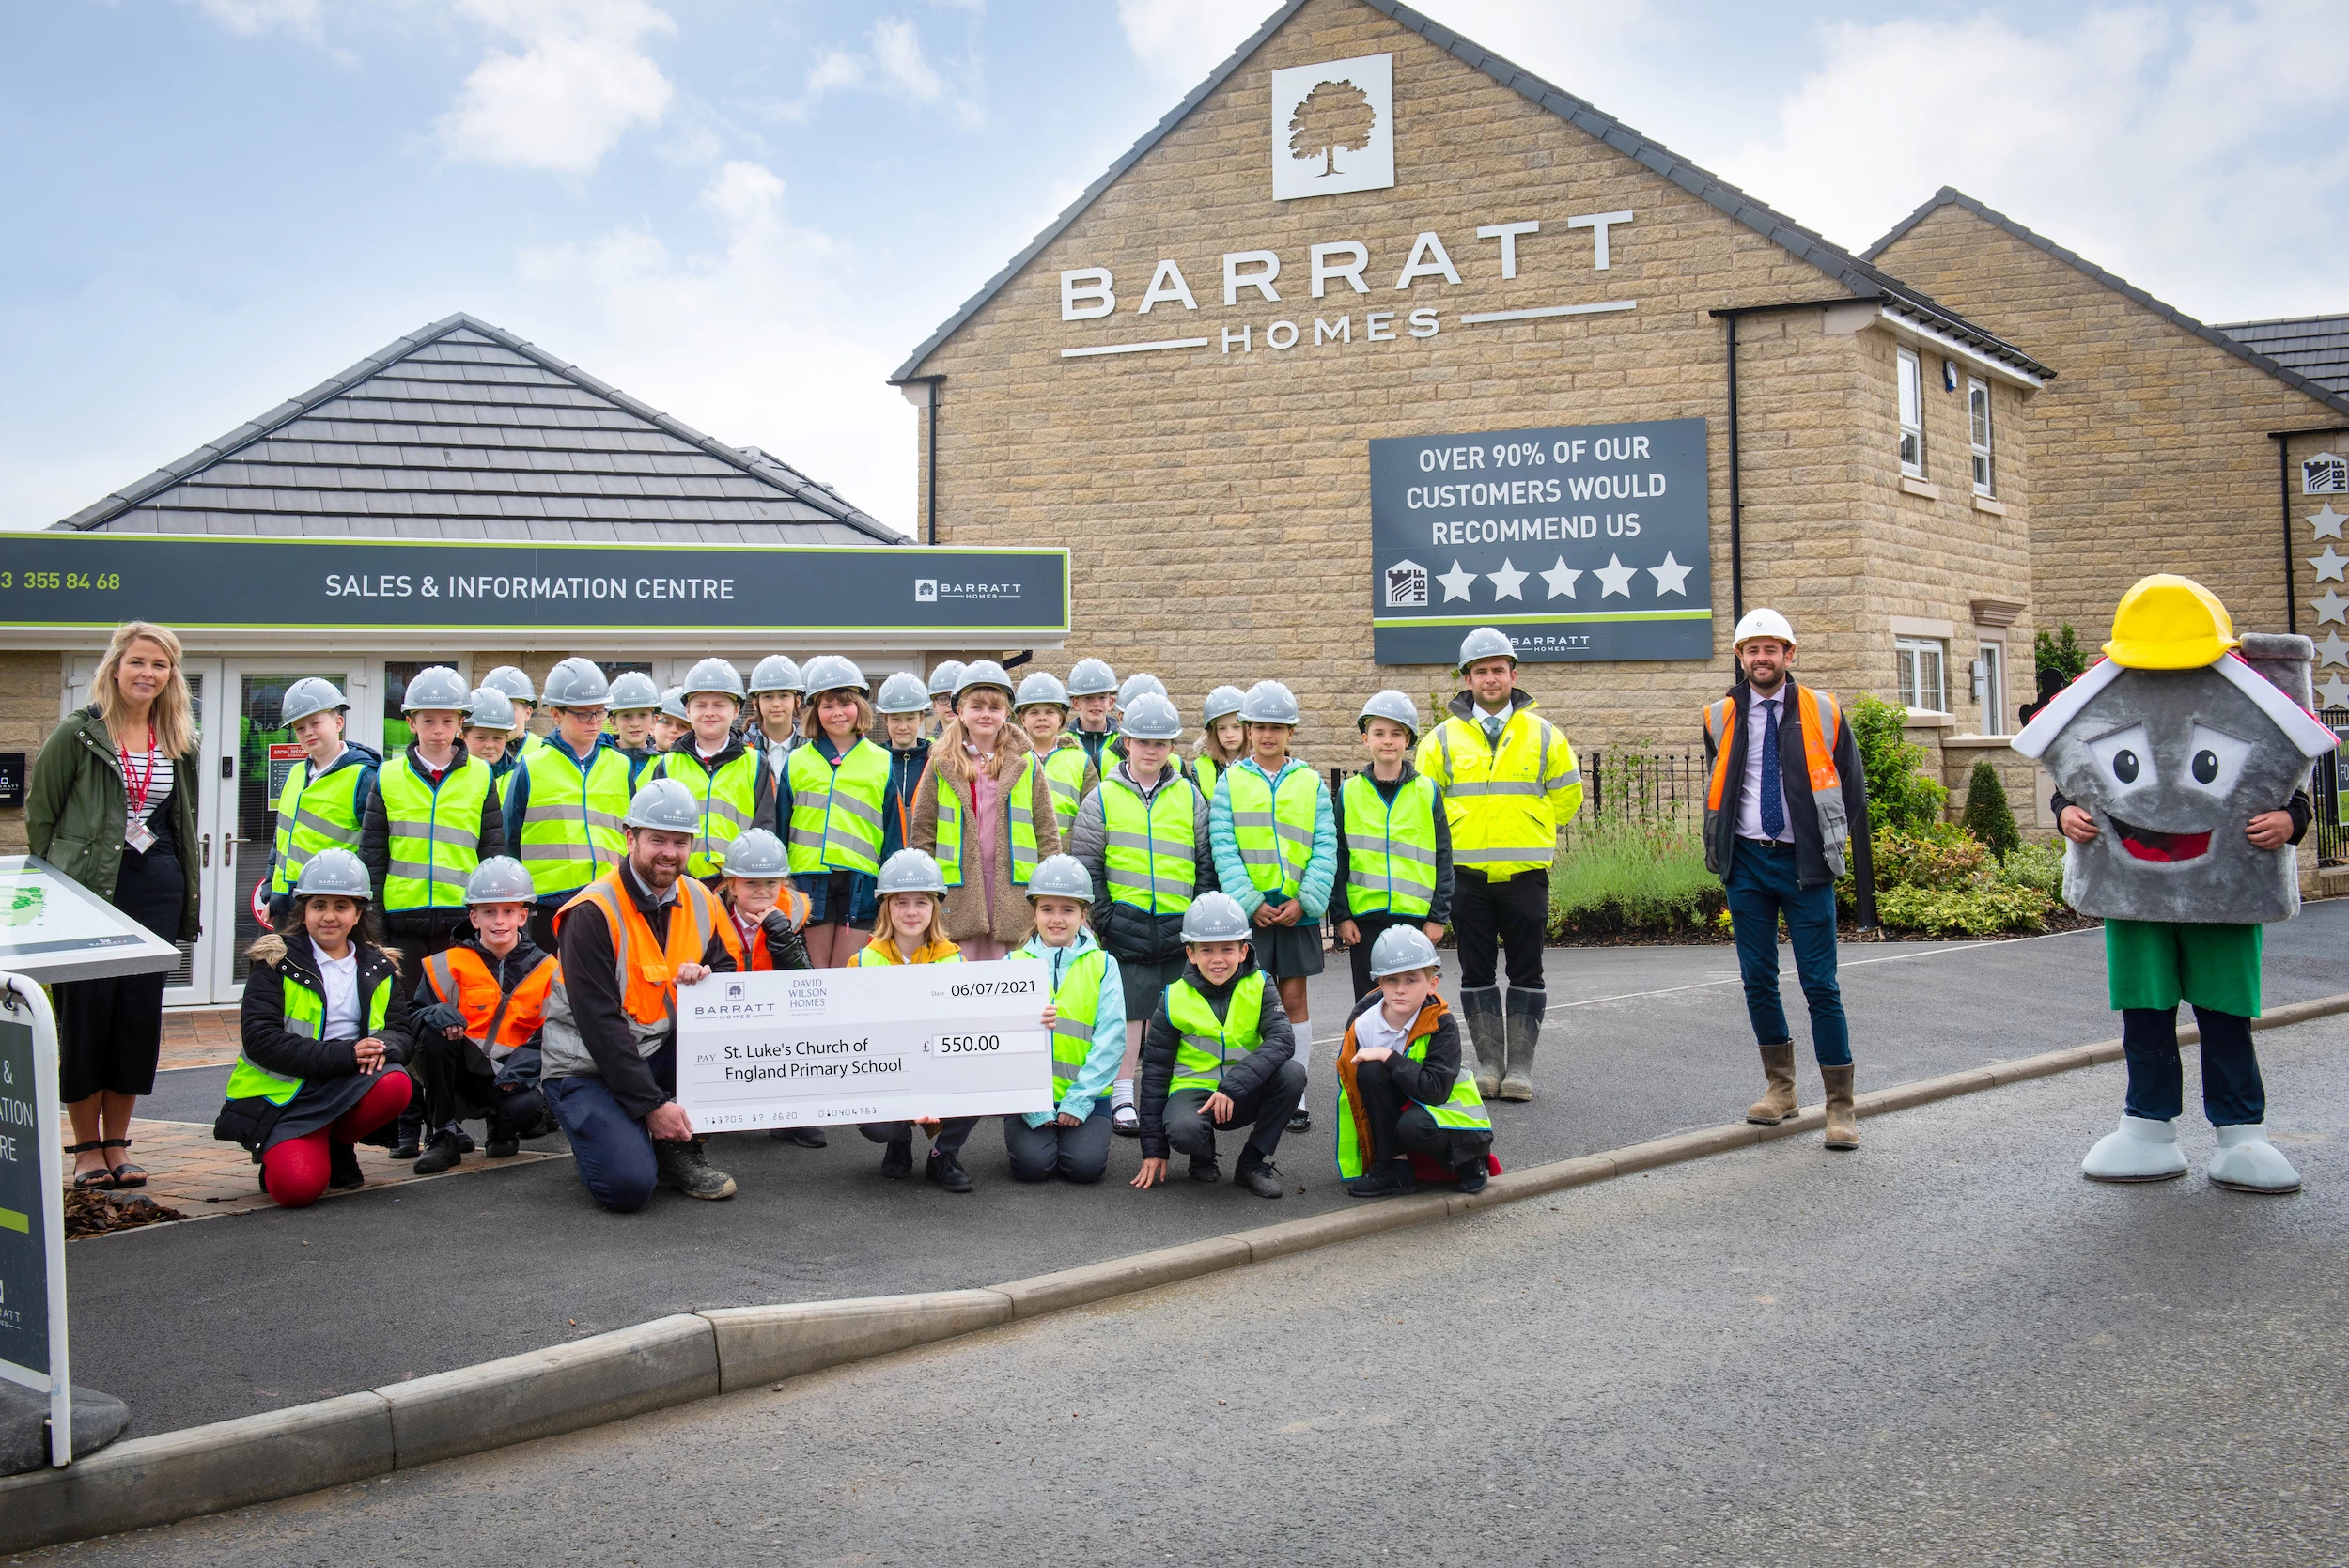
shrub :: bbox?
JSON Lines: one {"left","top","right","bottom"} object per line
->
{"left": 2035, "top": 624, "right": 2090, "bottom": 685}
{"left": 1848, "top": 693, "right": 1949, "bottom": 831}
{"left": 1960, "top": 760, "right": 2022, "bottom": 861}
{"left": 1875, "top": 881, "right": 2052, "bottom": 937}
{"left": 1996, "top": 840, "right": 2066, "bottom": 900}
{"left": 1872, "top": 823, "right": 1986, "bottom": 891}
{"left": 1548, "top": 817, "right": 1722, "bottom": 935}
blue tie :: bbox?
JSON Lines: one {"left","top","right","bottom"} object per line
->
{"left": 1759, "top": 697, "right": 1787, "bottom": 841}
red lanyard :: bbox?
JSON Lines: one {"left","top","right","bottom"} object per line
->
{"left": 123, "top": 725, "right": 158, "bottom": 815}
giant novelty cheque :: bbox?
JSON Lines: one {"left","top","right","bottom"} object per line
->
{"left": 677, "top": 961, "right": 1056, "bottom": 1131}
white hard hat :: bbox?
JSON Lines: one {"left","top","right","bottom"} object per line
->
{"left": 1731, "top": 608, "right": 1797, "bottom": 648}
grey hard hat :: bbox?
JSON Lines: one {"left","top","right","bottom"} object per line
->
{"left": 682, "top": 657, "right": 746, "bottom": 703}
{"left": 463, "top": 687, "right": 518, "bottom": 730}
{"left": 541, "top": 656, "right": 611, "bottom": 708}
{"left": 1368, "top": 924, "right": 1441, "bottom": 979}
{"left": 399, "top": 666, "right": 472, "bottom": 713}
{"left": 1024, "top": 854, "right": 1095, "bottom": 904}
{"left": 279, "top": 676, "right": 349, "bottom": 726}
{"left": 801, "top": 655, "right": 869, "bottom": 697}
{"left": 926, "top": 661, "right": 967, "bottom": 698}
{"left": 658, "top": 686, "right": 689, "bottom": 722}
{"left": 1118, "top": 692, "right": 1182, "bottom": 742}
{"left": 463, "top": 856, "right": 537, "bottom": 906}
{"left": 606, "top": 671, "right": 661, "bottom": 713}
{"left": 479, "top": 665, "right": 536, "bottom": 704}
{"left": 1015, "top": 671, "right": 1070, "bottom": 711}
{"left": 874, "top": 671, "right": 930, "bottom": 715}
{"left": 1201, "top": 685, "right": 1247, "bottom": 724}
{"left": 749, "top": 655, "right": 803, "bottom": 695}
{"left": 1066, "top": 657, "right": 1118, "bottom": 698}
{"left": 1456, "top": 626, "right": 1517, "bottom": 673}
{"left": 1116, "top": 673, "right": 1167, "bottom": 710}
{"left": 1357, "top": 689, "right": 1423, "bottom": 737}
{"left": 624, "top": 777, "right": 701, "bottom": 832}
{"left": 1180, "top": 891, "right": 1252, "bottom": 944}
{"left": 876, "top": 847, "right": 947, "bottom": 898}
{"left": 954, "top": 660, "right": 1016, "bottom": 701}
{"left": 1237, "top": 679, "right": 1300, "bottom": 726}
{"left": 721, "top": 827, "right": 788, "bottom": 877}
{"left": 293, "top": 847, "right": 371, "bottom": 901}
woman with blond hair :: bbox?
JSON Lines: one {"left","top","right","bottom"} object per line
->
{"left": 28, "top": 621, "right": 203, "bottom": 1188}
{"left": 910, "top": 660, "right": 1062, "bottom": 961}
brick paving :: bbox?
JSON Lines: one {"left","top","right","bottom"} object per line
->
{"left": 158, "top": 1007, "right": 241, "bottom": 1071}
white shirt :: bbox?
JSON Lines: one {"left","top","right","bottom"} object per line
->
{"left": 1354, "top": 1001, "right": 1413, "bottom": 1058}
{"left": 1735, "top": 688, "right": 1794, "bottom": 844}
{"left": 319, "top": 947, "right": 363, "bottom": 1039}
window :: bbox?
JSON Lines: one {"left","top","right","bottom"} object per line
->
{"left": 1896, "top": 636, "right": 1947, "bottom": 712}
{"left": 1968, "top": 379, "right": 1994, "bottom": 496}
{"left": 1974, "top": 640, "right": 2007, "bottom": 736}
{"left": 1896, "top": 348, "right": 1925, "bottom": 477}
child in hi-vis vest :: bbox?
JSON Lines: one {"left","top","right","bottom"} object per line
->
{"left": 852, "top": 849, "right": 976, "bottom": 1190}
{"left": 1003, "top": 855, "right": 1126, "bottom": 1184}
{"left": 1334, "top": 925, "right": 1492, "bottom": 1199}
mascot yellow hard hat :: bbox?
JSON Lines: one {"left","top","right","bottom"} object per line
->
{"left": 2102, "top": 574, "right": 2239, "bottom": 670}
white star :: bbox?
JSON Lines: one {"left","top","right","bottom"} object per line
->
{"left": 1593, "top": 554, "right": 1638, "bottom": 598}
{"left": 2311, "top": 505, "right": 2347, "bottom": 541}
{"left": 2318, "top": 674, "right": 2349, "bottom": 709}
{"left": 1437, "top": 560, "right": 1477, "bottom": 602}
{"left": 1647, "top": 551, "right": 1693, "bottom": 597}
{"left": 2314, "top": 588, "right": 2349, "bottom": 625}
{"left": 1487, "top": 558, "right": 1528, "bottom": 600}
{"left": 2315, "top": 630, "right": 2349, "bottom": 668}
{"left": 1540, "top": 556, "right": 1581, "bottom": 599}
{"left": 2311, "top": 546, "right": 2349, "bottom": 582}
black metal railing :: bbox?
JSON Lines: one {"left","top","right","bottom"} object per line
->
{"left": 2318, "top": 708, "right": 2347, "bottom": 866}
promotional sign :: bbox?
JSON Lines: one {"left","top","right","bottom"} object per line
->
{"left": 0, "top": 858, "right": 182, "bottom": 984}
{"left": 677, "top": 961, "right": 1055, "bottom": 1132}
{"left": 1370, "top": 417, "right": 1713, "bottom": 664}
{"left": 0, "top": 979, "right": 71, "bottom": 1467}
{"left": 0, "top": 534, "right": 1069, "bottom": 638}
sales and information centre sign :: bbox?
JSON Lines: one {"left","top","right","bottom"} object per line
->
{"left": 1370, "top": 416, "right": 1713, "bottom": 664}
{"left": 0, "top": 534, "right": 1068, "bottom": 638}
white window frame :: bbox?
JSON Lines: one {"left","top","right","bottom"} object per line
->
{"left": 1896, "top": 635, "right": 1948, "bottom": 714}
{"left": 1968, "top": 377, "right": 1994, "bottom": 496}
{"left": 1973, "top": 638, "right": 2008, "bottom": 736}
{"left": 1896, "top": 348, "right": 1925, "bottom": 478}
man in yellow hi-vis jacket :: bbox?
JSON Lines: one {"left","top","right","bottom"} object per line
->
{"left": 1415, "top": 627, "right": 1583, "bottom": 1103}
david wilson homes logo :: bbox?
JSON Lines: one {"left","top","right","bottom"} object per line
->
{"left": 1271, "top": 54, "right": 1394, "bottom": 201}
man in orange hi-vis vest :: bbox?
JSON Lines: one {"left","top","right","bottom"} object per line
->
{"left": 1702, "top": 610, "right": 1876, "bottom": 1151}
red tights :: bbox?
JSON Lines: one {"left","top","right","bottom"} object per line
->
{"left": 260, "top": 1072, "right": 412, "bottom": 1209}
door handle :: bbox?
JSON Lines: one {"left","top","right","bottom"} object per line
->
{"left": 201, "top": 833, "right": 210, "bottom": 868}
{"left": 225, "top": 837, "right": 234, "bottom": 868}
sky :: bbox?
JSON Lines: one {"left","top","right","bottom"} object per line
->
{"left": 4, "top": 0, "right": 2342, "bottom": 536}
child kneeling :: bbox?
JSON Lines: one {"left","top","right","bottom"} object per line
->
{"left": 853, "top": 849, "right": 979, "bottom": 1191}
{"left": 1336, "top": 925, "right": 1493, "bottom": 1199}
{"left": 1005, "top": 855, "right": 1125, "bottom": 1183}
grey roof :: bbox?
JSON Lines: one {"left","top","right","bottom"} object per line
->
{"left": 2214, "top": 316, "right": 2349, "bottom": 400}
{"left": 1866, "top": 187, "right": 2349, "bottom": 422}
{"left": 57, "top": 314, "right": 904, "bottom": 544}
{"left": 891, "top": 0, "right": 2049, "bottom": 384}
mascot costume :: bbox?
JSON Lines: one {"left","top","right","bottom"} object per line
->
{"left": 2012, "top": 575, "right": 2333, "bottom": 1193}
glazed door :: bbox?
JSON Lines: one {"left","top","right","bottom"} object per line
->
{"left": 213, "top": 663, "right": 361, "bottom": 1002}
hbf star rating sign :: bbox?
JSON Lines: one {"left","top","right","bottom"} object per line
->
{"left": 1368, "top": 417, "right": 1713, "bottom": 664}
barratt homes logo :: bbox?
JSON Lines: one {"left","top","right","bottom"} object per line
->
{"left": 1271, "top": 53, "right": 1394, "bottom": 202}
{"left": 1384, "top": 558, "right": 1428, "bottom": 608}
{"left": 917, "top": 579, "right": 1022, "bottom": 602}
{"left": 915, "top": 579, "right": 938, "bottom": 602}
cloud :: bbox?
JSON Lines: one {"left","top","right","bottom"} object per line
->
{"left": 770, "top": 14, "right": 980, "bottom": 126}
{"left": 1115, "top": 0, "right": 1655, "bottom": 89}
{"left": 185, "top": 0, "right": 323, "bottom": 37}
{"left": 437, "top": 0, "right": 677, "bottom": 174}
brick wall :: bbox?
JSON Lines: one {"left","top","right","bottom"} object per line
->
{"left": 0, "top": 652, "right": 63, "bottom": 851}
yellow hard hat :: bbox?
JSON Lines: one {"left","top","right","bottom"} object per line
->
{"left": 2102, "top": 574, "right": 2238, "bottom": 670}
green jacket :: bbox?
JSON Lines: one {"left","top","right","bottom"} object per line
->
{"left": 26, "top": 705, "right": 201, "bottom": 940}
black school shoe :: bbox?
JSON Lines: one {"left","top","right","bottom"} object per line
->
{"left": 1455, "top": 1159, "right": 1489, "bottom": 1195}
{"left": 879, "top": 1139, "right": 914, "bottom": 1180}
{"left": 1288, "top": 1107, "right": 1313, "bottom": 1133}
{"left": 446, "top": 1122, "right": 476, "bottom": 1154}
{"left": 484, "top": 1116, "right": 521, "bottom": 1160}
{"left": 1233, "top": 1155, "right": 1284, "bottom": 1200}
{"left": 1188, "top": 1152, "right": 1221, "bottom": 1184}
{"left": 389, "top": 1110, "right": 424, "bottom": 1161}
{"left": 1346, "top": 1159, "right": 1417, "bottom": 1200}
{"left": 926, "top": 1150, "right": 973, "bottom": 1193}
{"left": 412, "top": 1130, "right": 463, "bottom": 1176}
{"left": 770, "top": 1126, "right": 829, "bottom": 1148}
{"left": 327, "top": 1142, "right": 366, "bottom": 1191}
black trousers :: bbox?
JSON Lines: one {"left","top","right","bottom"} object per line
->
{"left": 409, "top": 1034, "right": 549, "bottom": 1135}
{"left": 1452, "top": 868, "right": 1549, "bottom": 991}
{"left": 1353, "top": 1056, "right": 1492, "bottom": 1167}
{"left": 1161, "top": 1059, "right": 1308, "bottom": 1164}
{"left": 1344, "top": 910, "right": 1426, "bottom": 1001}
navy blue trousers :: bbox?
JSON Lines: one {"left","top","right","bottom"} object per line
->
{"left": 1724, "top": 839, "right": 1851, "bottom": 1067}
{"left": 545, "top": 1040, "right": 676, "bottom": 1214}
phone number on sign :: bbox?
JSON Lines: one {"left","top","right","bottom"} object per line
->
{"left": 0, "top": 572, "right": 120, "bottom": 590}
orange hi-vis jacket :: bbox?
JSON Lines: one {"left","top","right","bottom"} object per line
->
{"left": 421, "top": 945, "right": 555, "bottom": 1063}
{"left": 554, "top": 868, "right": 725, "bottom": 1032}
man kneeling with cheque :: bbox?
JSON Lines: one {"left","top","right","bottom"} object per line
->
{"left": 539, "top": 778, "right": 739, "bottom": 1211}
{"left": 1335, "top": 925, "right": 1494, "bottom": 1198}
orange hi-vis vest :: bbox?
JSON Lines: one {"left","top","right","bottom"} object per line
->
{"left": 422, "top": 946, "right": 556, "bottom": 1061}
{"left": 717, "top": 887, "right": 811, "bottom": 973}
{"left": 1705, "top": 684, "right": 1842, "bottom": 814}
{"left": 554, "top": 869, "right": 724, "bottom": 1032}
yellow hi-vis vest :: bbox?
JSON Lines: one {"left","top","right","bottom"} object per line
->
{"left": 1100, "top": 772, "right": 1200, "bottom": 914}
{"left": 1334, "top": 1001, "right": 1489, "bottom": 1178}
{"left": 935, "top": 754, "right": 1041, "bottom": 890}
{"left": 516, "top": 742, "right": 632, "bottom": 897}
{"left": 646, "top": 747, "right": 768, "bottom": 878}
{"left": 1225, "top": 762, "right": 1319, "bottom": 899}
{"left": 1420, "top": 706, "right": 1581, "bottom": 880}
{"left": 378, "top": 753, "right": 491, "bottom": 911}
{"left": 269, "top": 754, "right": 369, "bottom": 895}
{"left": 1339, "top": 772, "right": 1439, "bottom": 918}
{"left": 1040, "top": 736, "right": 1093, "bottom": 838}
{"left": 224, "top": 956, "right": 394, "bottom": 1106}
{"left": 1165, "top": 971, "right": 1266, "bottom": 1093}
{"left": 1011, "top": 941, "right": 1110, "bottom": 1102}
{"left": 786, "top": 738, "right": 890, "bottom": 877}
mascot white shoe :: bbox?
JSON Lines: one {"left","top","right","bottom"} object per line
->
{"left": 2080, "top": 1115, "right": 2189, "bottom": 1182}
{"left": 2206, "top": 1125, "right": 2303, "bottom": 1194}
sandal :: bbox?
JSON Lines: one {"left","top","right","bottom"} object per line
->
{"left": 102, "top": 1138, "right": 148, "bottom": 1188}
{"left": 67, "top": 1141, "right": 117, "bottom": 1189}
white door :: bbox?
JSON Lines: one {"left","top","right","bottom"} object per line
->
{"left": 1977, "top": 642, "right": 2008, "bottom": 737}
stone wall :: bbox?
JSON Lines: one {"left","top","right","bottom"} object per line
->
{"left": 0, "top": 652, "right": 63, "bottom": 852}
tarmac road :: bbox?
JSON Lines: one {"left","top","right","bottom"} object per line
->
{"left": 45, "top": 1003, "right": 2349, "bottom": 1565}
{"left": 65, "top": 900, "right": 2349, "bottom": 1436}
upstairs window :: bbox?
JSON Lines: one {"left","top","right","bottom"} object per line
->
{"left": 1897, "top": 348, "right": 1925, "bottom": 477}
{"left": 1968, "top": 379, "right": 1995, "bottom": 496}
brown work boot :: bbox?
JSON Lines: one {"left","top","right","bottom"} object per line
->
{"left": 1821, "top": 1064, "right": 1859, "bottom": 1150}
{"left": 1746, "top": 1042, "right": 1798, "bottom": 1125}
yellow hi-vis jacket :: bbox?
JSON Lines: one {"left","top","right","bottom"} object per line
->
{"left": 1416, "top": 692, "right": 1582, "bottom": 880}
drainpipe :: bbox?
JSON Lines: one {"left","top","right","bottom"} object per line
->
{"left": 898, "top": 376, "right": 946, "bottom": 545}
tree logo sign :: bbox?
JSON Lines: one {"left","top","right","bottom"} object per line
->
{"left": 1270, "top": 53, "right": 1394, "bottom": 201}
